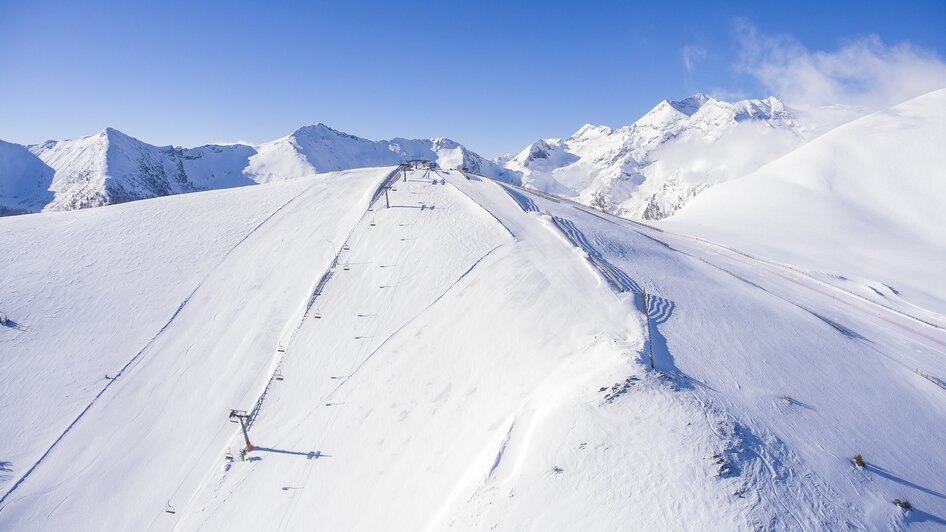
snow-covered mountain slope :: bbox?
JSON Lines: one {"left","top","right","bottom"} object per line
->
{"left": 500, "top": 94, "right": 804, "bottom": 219}
{"left": 0, "top": 167, "right": 392, "bottom": 526}
{"left": 0, "top": 140, "right": 54, "bottom": 215}
{"left": 28, "top": 128, "right": 259, "bottom": 211}
{"left": 246, "top": 124, "right": 512, "bottom": 184}
{"left": 2, "top": 166, "right": 943, "bottom": 530}
{"left": 1, "top": 125, "right": 507, "bottom": 215}
{"left": 665, "top": 88, "right": 946, "bottom": 321}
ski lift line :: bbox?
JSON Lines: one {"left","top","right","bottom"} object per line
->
{"left": 284, "top": 165, "right": 440, "bottom": 515}
{"left": 281, "top": 172, "right": 441, "bottom": 529}
{"left": 160, "top": 171, "right": 400, "bottom": 526}
{"left": 147, "top": 409, "right": 235, "bottom": 529}
{"left": 369, "top": 166, "right": 405, "bottom": 205}
{"left": 234, "top": 165, "right": 392, "bottom": 430}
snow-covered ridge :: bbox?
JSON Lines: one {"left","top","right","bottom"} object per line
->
{"left": 0, "top": 124, "right": 509, "bottom": 214}
{"left": 499, "top": 93, "right": 803, "bottom": 219}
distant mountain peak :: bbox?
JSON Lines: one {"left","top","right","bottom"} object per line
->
{"left": 99, "top": 127, "right": 138, "bottom": 143}
{"left": 571, "top": 123, "right": 613, "bottom": 140}
{"left": 668, "top": 93, "right": 712, "bottom": 116}
{"left": 500, "top": 92, "right": 804, "bottom": 221}
{"left": 293, "top": 123, "right": 345, "bottom": 137}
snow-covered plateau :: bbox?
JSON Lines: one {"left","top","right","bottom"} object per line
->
{"left": 1, "top": 89, "right": 945, "bottom": 531}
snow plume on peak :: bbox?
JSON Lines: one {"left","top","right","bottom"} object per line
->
{"left": 501, "top": 93, "right": 804, "bottom": 220}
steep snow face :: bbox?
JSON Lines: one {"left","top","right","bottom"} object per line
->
{"left": 501, "top": 94, "right": 803, "bottom": 219}
{"left": 0, "top": 141, "right": 53, "bottom": 215}
{"left": 665, "top": 88, "right": 946, "bottom": 319}
{"left": 27, "top": 129, "right": 258, "bottom": 211}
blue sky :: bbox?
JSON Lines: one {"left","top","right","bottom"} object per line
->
{"left": 1, "top": 0, "right": 945, "bottom": 157}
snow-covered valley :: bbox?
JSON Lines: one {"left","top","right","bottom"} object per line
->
{"left": 2, "top": 94, "right": 945, "bottom": 530}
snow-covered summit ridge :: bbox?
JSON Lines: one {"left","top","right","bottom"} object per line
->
{"left": 500, "top": 93, "right": 801, "bottom": 219}
{"left": 0, "top": 124, "right": 509, "bottom": 214}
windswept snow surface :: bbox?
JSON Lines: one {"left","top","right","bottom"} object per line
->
{"left": 1, "top": 165, "right": 945, "bottom": 530}
{"left": 666, "top": 88, "right": 946, "bottom": 321}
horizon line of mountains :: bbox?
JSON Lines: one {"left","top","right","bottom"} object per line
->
{"left": 0, "top": 93, "right": 801, "bottom": 219}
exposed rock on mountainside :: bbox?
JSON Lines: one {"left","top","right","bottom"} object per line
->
{"left": 500, "top": 94, "right": 804, "bottom": 219}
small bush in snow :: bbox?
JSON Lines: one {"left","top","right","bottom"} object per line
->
{"left": 853, "top": 454, "right": 865, "bottom": 468}
{"left": 893, "top": 498, "right": 912, "bottom": 510}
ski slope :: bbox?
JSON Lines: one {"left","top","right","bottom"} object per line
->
{"left": 1, "top": 164, "right": 944, "bottom": 530}
{"left": 0, "top": 167, "right": 392, "bottom": 527}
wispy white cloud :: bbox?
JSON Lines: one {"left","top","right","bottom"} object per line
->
{"left": 735, "top": 19, "right": 946, "bottom": 128}
{"left": 681, "top": 44, "right": 707, "bottom": 73}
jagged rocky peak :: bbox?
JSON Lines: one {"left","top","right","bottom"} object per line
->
{"left": 732, "top": 96, "right": 790, "bottom": 121}
{"left": 526, "top": 139, "right": 553, "bottom": 160}
{"left": 668, "top": 93, "right": 712, "bottom": 116}
{"left": 498, "top": 92, "right": 805, "bottom": 222}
